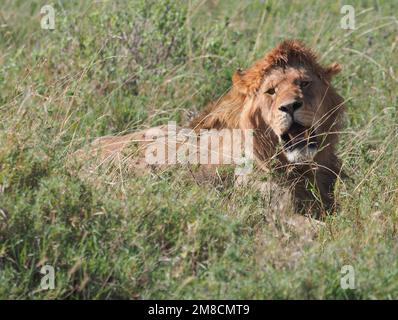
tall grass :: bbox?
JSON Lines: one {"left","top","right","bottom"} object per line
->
{"left": 0, "top": 0, "right": 397, "bottom": 299}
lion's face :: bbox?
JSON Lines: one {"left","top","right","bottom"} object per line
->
{"left": 255, "top": 64, "right": 328, "bottom": 163}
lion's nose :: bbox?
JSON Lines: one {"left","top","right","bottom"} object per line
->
{"left": 279, "top": 101, "right": 303, "bottom": 115}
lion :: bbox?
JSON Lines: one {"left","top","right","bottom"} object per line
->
{"left": 77, "top": 39, "right": 345, "bottom": 215}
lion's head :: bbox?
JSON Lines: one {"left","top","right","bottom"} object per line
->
{"left": 191, "top": 40, "right": 344, "bottom": 166}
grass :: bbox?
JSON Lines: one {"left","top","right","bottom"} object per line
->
{"left": 0, "top": 0, "right": 398, "bottom": 299}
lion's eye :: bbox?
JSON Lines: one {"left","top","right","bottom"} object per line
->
{"left": 300, "top": 81, "right": 311, "bottom": 88}
{"left": 265, "top": 88, "right": 276, "bottom": 95}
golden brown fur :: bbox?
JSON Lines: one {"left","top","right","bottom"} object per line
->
{"left": 79, "top": 40, "right": 345, "bottom": 215}
{"left": 190, "top": 40, "right": 345, "bottom": 213}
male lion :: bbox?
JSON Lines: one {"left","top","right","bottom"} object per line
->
{"left": 78, "top": 40, "right": 345, "bottom": 214}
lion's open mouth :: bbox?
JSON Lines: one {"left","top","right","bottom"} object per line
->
{"left": 280, "top": 123, "right": 317, "bottom": 162}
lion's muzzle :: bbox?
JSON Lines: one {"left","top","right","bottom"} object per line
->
{"left": 281, "top": 122, "right": 317, "bottom": 163}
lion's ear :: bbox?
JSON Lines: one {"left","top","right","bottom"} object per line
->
{"left": 324, "top": 63, "right": 342, "bottom": 79}
{"left": 232, "top": 68, "right": 249, "bottom": 95}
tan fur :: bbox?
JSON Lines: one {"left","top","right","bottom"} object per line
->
{"left": 190, "top": 40, "right": 345, "bottom": 213}
{"left": 78, "top": 40, "right": 345, "bottom": 215}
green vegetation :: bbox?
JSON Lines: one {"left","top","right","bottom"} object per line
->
{"left": 0, "top": 0, "right": 397, "bottom": 299}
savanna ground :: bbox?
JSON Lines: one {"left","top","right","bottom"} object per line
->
{"left": 0, "top": 0, "right": 398, "bottom": 299}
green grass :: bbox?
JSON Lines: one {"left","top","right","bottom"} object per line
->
{"left": 0, "top": 0, "right": 398, "bottom": 299}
